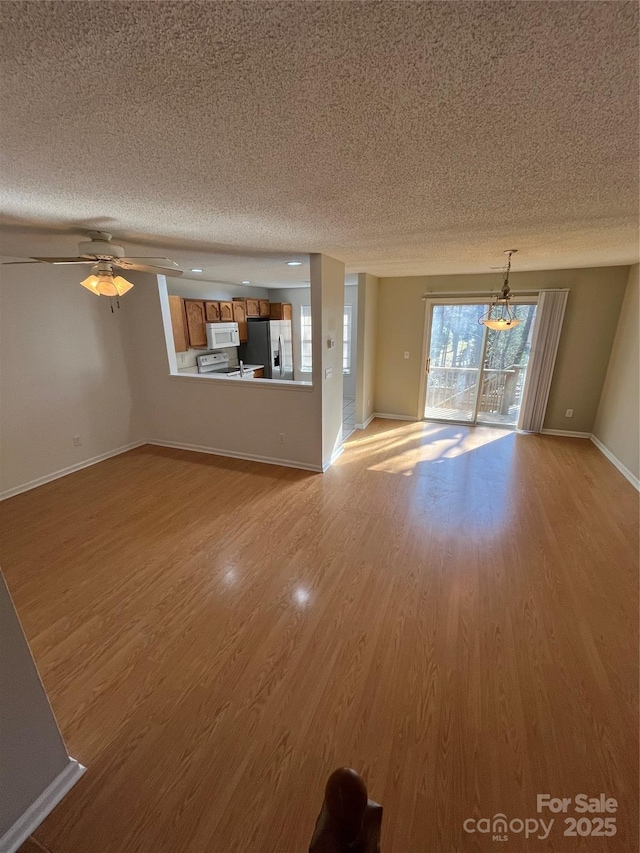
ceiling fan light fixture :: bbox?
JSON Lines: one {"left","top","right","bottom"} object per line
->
{"left": 80, "top": 273, "right": 101, "bottom": 296}
{"left": 80, "top": 263, "right": 133, "bottom": 298}
{"left": 112, "top": 275, "right": 134, "bottom": 296}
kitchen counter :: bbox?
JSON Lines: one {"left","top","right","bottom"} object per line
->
{"left": 178, "top": 364, "right": 264, "bottom": 378}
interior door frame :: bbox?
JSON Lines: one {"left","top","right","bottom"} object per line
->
{"left": 417, "top": 295, "right": 539, "bottom": 428}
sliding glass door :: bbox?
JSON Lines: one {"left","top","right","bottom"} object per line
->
{"left": 424, "top": 301, "right": 537, "bottom": 427}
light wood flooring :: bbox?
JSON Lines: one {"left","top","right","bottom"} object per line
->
{"left": 2, "top": 420, "right": 637, "bottom": 852}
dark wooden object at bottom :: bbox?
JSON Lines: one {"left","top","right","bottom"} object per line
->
{"left": 309, "top": 768, "right": 383, "bottom": 853}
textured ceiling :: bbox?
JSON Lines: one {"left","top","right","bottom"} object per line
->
{"left": 1, "top": 1, "right": 638, "bottom": 278}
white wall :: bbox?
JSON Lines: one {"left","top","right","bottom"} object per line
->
{"left": 0, "top": 264, "right": 143, "bottom": 498}
{"left": 0, "top": 569, "right": 81, "bottom": 847}
{"left": 168, "top": 280, "right": 268, "bottom": 302}
{"left": 343, "top": 284, "right": 358, "bottom": 399}
{"left": 121, "top": 272, "right": 325, "bottom": 470}
{"left": 593, "top": 264, "right": 639, "bottom": 483}
{"left": 310, "top": 254, "right": 345, "bottom": 466}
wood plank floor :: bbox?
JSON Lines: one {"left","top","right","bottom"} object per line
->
{"left": 2, "top": 421, "right": 637, "bottom": 852}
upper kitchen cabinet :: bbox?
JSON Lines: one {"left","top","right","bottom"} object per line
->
{"left": 183, "top": 299, "right": 208, "bottom": 348}
{"left": 205, "top": 301, "right": 220, "bottom": 323}
{"left": 232, "top": 301, "right": 248, "bottom": 343}
{"left": 240, "top": 297, "right": 261, "bottom": 318}
{"left": 269, "top": 302, "right": 292, "bottom": 320}
{"left": 259, "top": 299, "right": 270, "bottom": 317}
{"left": 169, "top": 295, "right": 189, "bottom": 352}
{"left": 219, "top": 301, "right": 234, "bottom": 322}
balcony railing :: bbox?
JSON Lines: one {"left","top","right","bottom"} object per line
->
{"left": 426, "top": 365, "right": 525, "bottom": 417}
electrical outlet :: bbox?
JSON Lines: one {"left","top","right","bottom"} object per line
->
{"left": 73, "top": 435, "right": 82, "bottom": 447}
{"left": 565, "top": 409, "right": 574, "bottom": 418}
{"left": 278, "top": 433, "right": 285, "bottom": 443}
{"left": 404, "top": 351, "right": 410, "bottom": 359}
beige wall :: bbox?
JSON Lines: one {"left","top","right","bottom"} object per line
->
{"left": 375, "top": 266, "right": 629, "bottom": 432}
{"left": 122, "top": 272, "right": 324, "bottom": 470}
{"left": 0, "top": 570, "right": 72, "bottom": 839}
{"left": 356, "top": 273, "right": 379, "bottom": 426}
{"left": 311, "top": 254, "right": 345, "bottom": 466}
{"left": 593, "top": 264, "right": 639, "bottom": 481}
{"left": 0, "top": 263, "right": 143, "bottom": 498}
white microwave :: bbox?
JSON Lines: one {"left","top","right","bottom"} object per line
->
{"left": 206, "top": 322, "right": 240, "bottom": 349}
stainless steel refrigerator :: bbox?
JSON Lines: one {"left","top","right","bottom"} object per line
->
{"left": 240, "top": 319, "right": 294, "bottom": 380}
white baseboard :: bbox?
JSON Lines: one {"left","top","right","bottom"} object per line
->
{"left": 148, "top": 440, "right": 323, "bottom": 473}
{"left": 0, "top": 757, "right": 85, "bottom": 853}
{"left": 355, "top": 414, "right": 375, "bottom": 430}
{"left": 541, "top": 429, "right": 591, "bottom": 438}
{"left": 0, "top": 441, "right": 146, "bottom": 502}
{"left": 372, "top": 413, "right": 416, "bottom": 422}
{"left": 590, "top": 435, "right": 640, "bottom": 491}
{"left": 322, "top": 445, "right": 345, "bottom": 472}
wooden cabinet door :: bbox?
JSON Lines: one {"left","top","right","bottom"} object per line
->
{"left": 259, "top": 299, "right": 270, "bottom": 317}
{"left": 219, "top": 301, "right": 233, "bottom": 322}
{"left": 232, "top": 301, "right": 248, "bottom": 343}
{"left": 246, "top": 298, "right": 260, "bottom": 317}
{"left": 269, "top": 302, "right": 292, "bottom": 320}
{"left": 205, "top": 301, "right": 220, "bottom": 323}
{"left": 169, "top": 295, "right": 188, "bottom": 352}
{"left": 184, "top": 300, "right": 207, "bottom": 348}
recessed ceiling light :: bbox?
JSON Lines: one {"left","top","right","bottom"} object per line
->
{"left": 190, "top": 268, "right": 203, "bottom": 273}
{"left": 286, "top": 260, "right": 302, "bottom": 266}
{"left": 241, "top": 280, "right": 250, "bottom": 284}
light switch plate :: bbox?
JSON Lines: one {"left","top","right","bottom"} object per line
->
{"left": 325, "top": 367, "right": 333, "bottom": 379}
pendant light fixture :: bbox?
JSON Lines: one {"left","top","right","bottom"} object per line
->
{"left": 80, "top": 261, "right": 134, "bottom": 297}
{"left": 479, "top": 250, "right": 521, "bottom": 331}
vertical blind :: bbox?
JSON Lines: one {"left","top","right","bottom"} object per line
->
{"left": 300, "top": 305, "right": 313, "bottom": 372}
{"left": 343, "top": 305, "right": 352, "bottom": 374}
{"left": 519, "top": 289, "right": 569, "bottom": 432}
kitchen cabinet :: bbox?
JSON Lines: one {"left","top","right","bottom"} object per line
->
{"left": 259, "top": 299, "right": 270, "bottom": 317}
{"left": 232, "top": 301, "right": 248, "bottom": 343}
{"left": 205, "top": 301, "right": 220, "bottom": 323}
{"left": 269, "top": 302, "right": 292, "bottom": 320}
{"left": 219, "top": 301, "right": 234, "bottom": 322}
{"left": 169, "top": 295, "right": 189, "bottom": 352}
{"left": 183, "top": 299, "right": 208, "bottom": 348}
{"left": 242, "top": 298, "right": 261, "bottom": 318}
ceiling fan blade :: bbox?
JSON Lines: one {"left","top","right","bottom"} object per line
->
{"left": 32, "top": 257, "right": 96, "bottom": 264}
{"left": 116, "top": 260, "right": 183, "bottom": 277}
{"left": 1, "top": 260, "right": 43, "bottom": 265}
{"left": 119, "top": 257, "right": 181, "bottom": 267}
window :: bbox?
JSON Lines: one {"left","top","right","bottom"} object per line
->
{"left": 343, "top": 305, "right": 352, "bottom": 374}
{"left": 301, "top": 305, "right": 312, "bottom": 372}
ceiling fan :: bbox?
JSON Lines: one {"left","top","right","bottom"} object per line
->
{"left": 4, "top": 231, "right": 183, "bottom": 297}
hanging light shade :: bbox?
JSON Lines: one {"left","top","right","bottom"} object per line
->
{"left": 80, "top": 262, "right": 134, "bottom": 297}
{"left": 479, "top": 250, "right": 521, "bottom": 331}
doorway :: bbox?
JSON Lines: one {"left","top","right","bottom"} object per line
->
{"left": 423, "top": 300, "right": 537, "bottom": 427}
